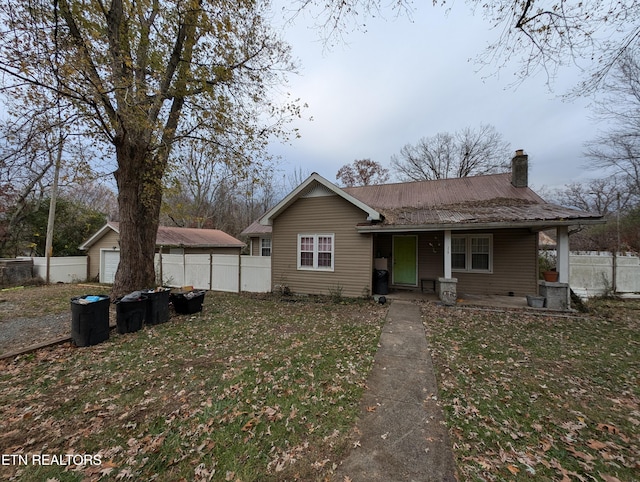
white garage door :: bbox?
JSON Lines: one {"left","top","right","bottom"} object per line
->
{"left": 101, "top": 250, "right": 120, "bottom": 284}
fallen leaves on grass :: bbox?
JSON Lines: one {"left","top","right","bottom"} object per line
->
{"left": 425, "top": 299, "right": 639, "bottom": 481}
{"left": 0, "top": 292, "right": 387, "bottom": 481}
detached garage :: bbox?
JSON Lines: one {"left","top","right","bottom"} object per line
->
{"left": 79, "top": 222, "right": 245, "bottom": 284}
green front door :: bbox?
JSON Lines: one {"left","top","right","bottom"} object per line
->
{"left": 393, "top": 235, "right": 417, "bottom": 285}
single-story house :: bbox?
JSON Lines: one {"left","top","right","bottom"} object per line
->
{"left": 245, "top": 151, "right": 604, "bottom": 304}
{"left": 80, "top": 221, "right": 245, "bottom": 283}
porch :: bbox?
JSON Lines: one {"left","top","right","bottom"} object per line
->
{"left": 382, "top": 289, "right": 531, "bottom": 309}
{"left": 370, "top": 226, "right": 573, "bottom": 309}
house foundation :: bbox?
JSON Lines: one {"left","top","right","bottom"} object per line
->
{"left": 437, "top": 277, "right": 458, "bottom": 305}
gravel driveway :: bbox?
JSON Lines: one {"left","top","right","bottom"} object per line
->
{"left": 0, "top": 312, "right": 73, "bottom": 356}
{"left": 0, "top": 285, "right": 119, "bottom": 357}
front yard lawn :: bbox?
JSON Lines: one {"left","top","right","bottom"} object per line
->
{"left": 0, "top": 290, "right": 387, "bottom": 481}
{"left": 426, "top": 298, "right": 639, "bottom": 482}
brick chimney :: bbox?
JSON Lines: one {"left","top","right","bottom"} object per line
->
{"left": 511, "top": 149, "right": 528, "bottom": 188}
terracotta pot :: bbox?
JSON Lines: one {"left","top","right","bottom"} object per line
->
{"left": 543, "top": 270, "right": 559, "bottom": 282}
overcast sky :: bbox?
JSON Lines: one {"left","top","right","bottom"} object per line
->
{"left": 268, "top": 3, "right": 602, "bottom": 192}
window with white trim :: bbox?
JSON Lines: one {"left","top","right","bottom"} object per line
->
{"left": 452, "top": 234, "right": 492, "bottom": 272}
{"left": 297, "top": 234, "right": 334, "bottom": 270}
{"left": 260, "top": 237, "right": 271, "bottom": 257}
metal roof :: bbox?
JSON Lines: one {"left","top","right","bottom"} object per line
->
{"left": 155, "top": 225, "right": 245, "bottom": 248}
{"left": 343, "top": 173, "right": 544, "bottom": 208}
{"left": 343, "top": 174, "right": 603, "bottom": 230}
{"left": 240, "top": 220, "right": 272, "bottom": 236}
{"left": 80, "top": 222, "right": 245, "bottom": 249}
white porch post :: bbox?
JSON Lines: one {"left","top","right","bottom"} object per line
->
{"left": 444, "top": 230, "right": 452, "bottom": 278}
{"left": 557, "top": 226, "right": 570, "bottom": 284}
{"left": 539, "top": 225, "right": 571, "bottom": 310}
{"left": 438, "top": 230, "right": 457, "bottom": 305}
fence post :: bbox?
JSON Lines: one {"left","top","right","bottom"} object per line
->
{"left": 612, "top": 250, "right": 617, "bottom": 295}
{"left": 237, "top": 252, "right": 241, "bottom": 293}
{"left": 209, "top": 253, "right": 213, "bottom": 291}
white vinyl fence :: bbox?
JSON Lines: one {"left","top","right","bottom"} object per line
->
{"left": 15, "top": 254, "right": 271, "bottom": 293}
{"left": 155, "top": 253, "right": 271, "bottom": 292}
{"left": 570, "top": 252, "right": 640, "bottom": 298}
{"left": 19, "top": 256, "right": 88, "bottom": 284}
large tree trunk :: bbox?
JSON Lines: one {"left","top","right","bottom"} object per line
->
{"left": 111, "top": 136, "right": 164, "bottom": 299}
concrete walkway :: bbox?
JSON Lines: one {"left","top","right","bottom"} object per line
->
{"left": 335, "top": 300, "right": 458, "bottom": 482}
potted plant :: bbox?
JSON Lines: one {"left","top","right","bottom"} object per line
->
{"left": 539, "top": 252, "right": 559, "bottom": 282}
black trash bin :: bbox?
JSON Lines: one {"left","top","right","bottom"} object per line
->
{"left": 71, "top": 295, "right": 110, "bottom": 347}
{"left": 115, "top": 292, "right": 148, "bottom": 334}
{"left": 170, "top": 290, "right": 205, "bottom": 314}
{"left": 373, "top": 269, "right": 389, "bottom": 295}
{"left": 143, "top": 288, "right": 171, "bottom": 325}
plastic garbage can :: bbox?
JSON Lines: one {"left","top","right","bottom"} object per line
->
{"left": 115, "top": 292, "right": 148, "bottom": 334}
{"left": 170, "top": 290, "right": 205, "bottom": 314}
{"left": 143, "top": 288, "right": 171, "bottom": 325}
{"left": 71, "top": 295, "right": 110, "bottom": 347}
{"left": 373, "top": 269, "right": 389, "bottom": 295}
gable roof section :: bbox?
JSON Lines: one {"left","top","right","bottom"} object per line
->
{"left": 78, "top": 221, "right": 119, "bottom": 250}
{"left": 80, "top": 222, "right": 245, "bottom": 250}
{"left": 240, "top": 220, "right": 272, "bottom": 236}
{"left": 342, "top": 173, "right": 604, "bottom": 231}
{"left": 259, "top": 172, "right": 382, "bottom": 225}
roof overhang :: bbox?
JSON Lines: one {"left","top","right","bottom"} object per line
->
{"left": 356, "top": 218, "right": 606, "bottom": 233}
{"left": 79, "top": 221, "right": 119, "bottom": 250}
{"left": 259, "top": 172, "right": 382, "bottom": 225}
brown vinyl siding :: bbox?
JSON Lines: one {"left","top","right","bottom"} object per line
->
{"left": 374, "top": 229, "right": 537, "bottom": 296}
{"left": 452, "top": 229, "right": 537, "bottom": 296}
{"left": 272, "top": 194, "right": 373, "bottom": 297}
{"left": 249, "top": 237, "right": 260, "bottom": 256}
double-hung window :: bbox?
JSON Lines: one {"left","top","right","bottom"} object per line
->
{"left": 298, "top": 234, "right": 334, "bottom": 271}
{"left": 260, "top": 237, "right": 271, "bottom": 257}
{"left": 451, "top": 234, "right": 492, "bottom": 272}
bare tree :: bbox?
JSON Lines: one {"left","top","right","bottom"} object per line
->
{"left": 336, "top": 159, "right": 390, "bottom": 187}
{"left": 545, "top": 177, "right": 635, "bottom": 216}
{"left": 161, "top": 143, "right": 283, "bottom": 236}
{"left": 63, "top": 182, "right": 119, "bottom": 221}
{"left": 391, "top": 124, "right": 511, "bottom": 181}
{"left": 586, "top": 48, "right": 640, "bottom": 199}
